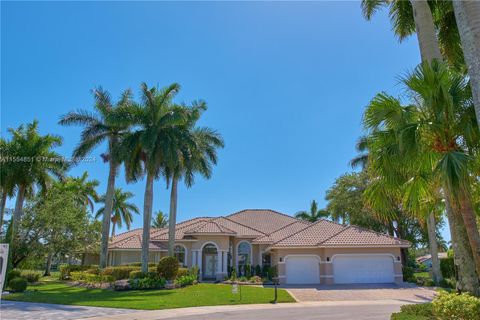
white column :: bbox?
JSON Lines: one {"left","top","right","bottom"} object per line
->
{"left": 259, "top": 250, "right": 263, "bottom": 267}
{"left": 198, "top": 251, "right": 202, "bottom": 274}
{"left": 223, "top": 251, "right": 228, "bottom": 273}
{"left": 217, "top": 250, "right": 222, "bottom": 274}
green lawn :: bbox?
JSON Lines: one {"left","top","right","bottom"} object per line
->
{"left": 3, "top": 281, "right": 295, "bottom": 310}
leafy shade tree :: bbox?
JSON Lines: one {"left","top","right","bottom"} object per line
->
{"left": 95, "top": 188, "right": 139, "bottom": 237}
{"left": 152, "top": 210, "right": 168, "bottom": 228}
{"left": 5, "top": 121, "right": 67, "bottom": 260}
{"left": 295, "top": 200, "right": 330, "bottom": 223}
{"left": 56, "top": 172, "right": 99, "bottom": 212}
{"left": 0, "top": 138, "right": 16, "bottom": 232}
{"left": 363, "top": 61, "right": 480, "bottom": 294}
{"left": 113, "top": 83, "right": 185, "bottom": 273}
{"left": 164, "top": 102, "right": 224, "bottom": 256}
{"left": 59, "top": 87, "right": 132, "bottom": 268}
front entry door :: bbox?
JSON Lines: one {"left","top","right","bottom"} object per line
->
{"left": 203, "top": 254, "right": 217, "bottom": 279}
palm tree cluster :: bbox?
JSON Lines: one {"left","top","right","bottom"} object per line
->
{"left": 359, "top": 0, "right": 480, "bottom": 295}
{"left": 60, "top": 82, "right": 224, "bottom": 272}
{"left": 295, "top": 200, "right": 330, "bottom": 223}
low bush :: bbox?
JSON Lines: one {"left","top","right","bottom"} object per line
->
{"left": 20, "top": 270, "right": 42, "bottom": 283}
{"left": 128, "top": 277, "right": 166, "bottom": 290}
{"left": 126, "top": 262, "right": 157, "bottom": 267}
{"left": 129, "top": 270, "right": 158, "bottom": 280}
{"left": 439, "top": 278, "right": 455, "bottom": 289}
{"left": 8, "top": 277, "right": 28, "bottom": 292}
{"left": 157, "top": 256, "right": 179, "bottom": 280}
{"left": 402, "top": 266, "right": 415, "bottom": 283}
{"left": 432, "top": 290, "right": 480, "bottom": 320}
{"left": 254, "top": 265, "right": 261, "bottom": 276}
{"left": 7, "top": 269, "right": 21, "bottom": 282}
{"left": 390, "top": 303, "right": 433, "bottom": 320}
{"left": 101, "top": 266, "right": 139, "bottom": 280}
{"left": 70, "top": 271, "right": 114, "bottom": 284}
{"left": 175, "top": 275, "right": 197, "bottom": 287}
{"left": 249, "top": 276, "right": 262, "bottom": 284}
{"left": 177, "top": 268, "right": 189, "bottom": 278}
{"left": 416, "top": 276, "right": 435, "bottom": 287}
{"left": 440, "top": 258, "right": 455, "bottom": 279}
{"left": 189, "top": 266, "right": 199, "bottom": 279}
{"left": 59, "top": 264, "right": 94, "bottom": 280}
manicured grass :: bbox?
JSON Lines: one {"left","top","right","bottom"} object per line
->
{"left": 3, "top": 281, "right": 295, "bottom": 310}
{"left": 414, "top": 272, "right": 430, "bottom": 279}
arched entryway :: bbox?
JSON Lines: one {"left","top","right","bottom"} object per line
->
{"left": 202, "top": 243, "right": 218, "bottom": 280}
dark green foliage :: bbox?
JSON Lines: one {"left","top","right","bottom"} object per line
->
{"left": 7, "top": 269, "right": 21, "bottom": 281}
{"left": 177, "top": 268, "right": 189, "bottom": 277}
{"left": 440, "top": 257, "right": 455, "bottom": 279}
{"left": 175, "top": 275, "right": 197, "bottom": 287}
{"left": 189, "top": 266, "right": 199, "bottom": 279}
{"left": 8, "top": 277, "right": 28, "bottom": 292}
{"left": 244, "top": 264, "right": 251, "bottom": 278}
{"left": 59, "top": 264, "right": 94, "bottom": 280}
{"left": 402, "top": 266, "right": 415, "bottom": 283}
{"left": 128, "top": 277, "right": 166, "bottom": 290}
{"left": 70, "top": 271, "right": 114, "bottom": 283}
{"left": 439, "top": 278, "right": 456, "bottom": 289}
{"left": 261, "top": 265, "right": 269, "bottom": 277}
{"left": 101, "top": 266, "right": 139, "bottom": 280}
{"left": 157, "top": 256, "right": 179, "bottom": 280}
{"left": 254, "top": 265, "right": 261, "bottom": 276}
{"left": 20, "top": 270, "right": 42, "bottom": 283}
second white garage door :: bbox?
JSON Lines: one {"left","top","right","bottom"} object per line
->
{"left": 333, "top": 254, "right": 394, "bottom": 284}
{"left": 285, "top": 256, "right": 320, "bottom": 284}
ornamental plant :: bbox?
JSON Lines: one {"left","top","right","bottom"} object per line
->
{"left": 157, "top": 256, "right": 179, "bottom": 280}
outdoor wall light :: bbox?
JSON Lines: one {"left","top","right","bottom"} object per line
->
{"left": 279, "top": 257, "right": 283, "bottom": 262}
{"left": 326, "top": 257, "right": 330, "bottom": 262}
{"left": 397, "top": 256, "right": 401, "bottom": 261}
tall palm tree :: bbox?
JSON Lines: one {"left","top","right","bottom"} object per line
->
{"left": 164, "top": 102, "right": 224, "bottom": 256}
{"left": 113, "top": 83, "right": 185, "bottom": 272}
{"left": 295, "top": 200, "right": 330, "bottom": 223}
{"left": 96, "top": 188, "right": 139, "bottom": 237}
{"left": 152, "top": 210, "right": 168, "bottom": 228}
{"left": 0, "top": 138, "right": 16, "bottom": 232}
{"left": 363, "top": 61, "right": 480, "bottom": 294}
{"left": 57, "top": 172, "right": 99, "bottom": 213}
{"left": 59, "top": 87, "right": 132, "bottom": 268}
{"left": 6, "top": 121, "right": 67, "bottom": 256}
{"left": 452, "top": 0, "right": 480, "bottom": 128}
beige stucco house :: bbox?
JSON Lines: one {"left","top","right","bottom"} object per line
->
{"left": 107, "top": 209, "right": 409, "bottom": 285}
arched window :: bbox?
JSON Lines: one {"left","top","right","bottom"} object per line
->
{"left": 174, "top": 245, "right": 186, "bottom": 267}
{"left": 237, "top": 241, "right": 251, "bottom": 273}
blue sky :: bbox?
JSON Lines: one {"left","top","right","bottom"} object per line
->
{"left": 2, "top": 1, "right": 447, "bottom": 241}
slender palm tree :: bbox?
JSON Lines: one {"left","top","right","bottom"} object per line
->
{"left": 5, "top": 121, "right": 67, "bottom": 256}
{"left": 59, "top": 87, "right": 132, "bottom": 268}
{"left": 295, "top": 200, "right": 330, "bottom": 223}
{"left": 112, "top": 83, "right": 185, "bottom": 272}
{"left": 452, "top": 0, "right": 480, "bottom": 128}
{"left": 363, "top": 61, "right": 480, "bottom": 293}
{"left": 57, "top": 172, "right": 99, "bottom": 213}
{"left": 152, "top": 210, "right": 168, "bottom": 228}
{"left": 0, "top": 138, "right": 16, "bottom": 232}
{"left": 96, "top": 188, "right": 139, "bottom": 237}
{"left": 164, "top": 102, "right": 224, "bottom": 256}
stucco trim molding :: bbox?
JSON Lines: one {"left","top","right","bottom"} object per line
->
{"left": 330, "top": 253, "right": 400, "bottom": 264}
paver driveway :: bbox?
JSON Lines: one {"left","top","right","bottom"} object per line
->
{"left": 282, "top": 283, "right": 436, "bottom": 302}
{"left": 0, "top": 301, "right": 139, "bottom": 320}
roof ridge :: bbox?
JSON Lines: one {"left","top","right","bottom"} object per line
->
{"left": 343, "top": 223, "right": 410, "bottom": 244}
{"left": 316, "top": 224, "right": 351, "bottom": 246}
{"left": 220, "top": 216, "right": 267, "bottom": 235}
{"left": 272, "top": 219, "right": 323, "bottom": 245}
{"left": 186, "top": 219, "right": 236, "bottom": 234}
{"left": 227, "top": 209, "right": 299, "bottom": 221}
{"left": 109, "top": 228, "right": 142, "bottom": 243}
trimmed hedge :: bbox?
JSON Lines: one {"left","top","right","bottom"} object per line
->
{"left": 432, "top": 291, "right": 480, "bottom": 320}
{"left": 59, "top": 264, "right": 95, "bottom": 280}
{"left": 100, "top": 266, "right": 139, "bottom": 280}
{"left": 20, "top": 270, "right": 42, "bottom": 283}
{"left": 70, "top": 271, "right": 114, "bottom": 284}
{"left": 177, "top": 268, "right": 189, "bottom": 278}
{"left": 390, "top": 303, "right": 433, "bottom": 320}
{"left": 8, "top": 277, "right": 28, "bottom": 292}
{"left": 440, "top": 258, "right": 455, "bottom": 279}
{"left": 402, "top": 266, "right": 415, "bottom": 283}
{"left": 128, "top": 277, "right": 166, "bottom": 290}
{"left": 157, "top": 256, "right": 179, "bottom": 280}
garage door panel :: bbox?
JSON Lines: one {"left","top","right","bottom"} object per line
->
{"left": 286, "top": 256, "right": 320, "bottom": 284}
{"left": 333, "top": 255, "right": 394, "bottom": 284}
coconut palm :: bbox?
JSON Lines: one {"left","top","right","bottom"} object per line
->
{"left": 295, "top": 200, "right": 330, "bottom": 223}
{"left": 96, "top": 188, "right": 139, "bottom": 237}
{"left": 163, "top": 102, "right": 224, "bottom": 256}
{"left": 112, "top": 83, "right": 186, "bottom": 272}
{"left": 5, "top": 121, "right": 67, "bottom": 255}
{"left": 152, "top": 210, "right": 168, "bottom": 228}
{"left": 452, "top": 0, "right": 480, "bottom": 128}
{"left": 59, "top": 87, "right": 132, "bottom": 268}
{"left": 363, "top": 61, "right": 480, "bottom": 293}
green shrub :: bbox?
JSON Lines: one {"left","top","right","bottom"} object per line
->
{"left": 254, "top": 265, "right": 261, "bottom": 276}
{"left": 432, "top": 290, "right": 480, "bottom": 320}
{"left": 439, "top": 278, "right": 455, "bottom": 289}
{"left": 7, "top": 269, "right": 21, "bottom": 282}
{"left": 177, "top": 268, "right": 189, "bottom": 277}
{"left": 128, "top": 277, "right": 166, "bottom": 290}
{"left": 8, "top": 277, "right": 28, "bottom": 292}
{"left": 20, "top": 270, "right": 42, "bottom": 283}
{"left": 157, "top": 256, "right": 179, "bottom": 280}
{"left": 126, "top": 262, "right": 157, "bottom": 267}
{"left": 402, "top": 266, "right": 415, "bottom": 283}
{"left": 101, "top": 266, "right": 139, "bottom": 280}
{"left": 70, "top": 271, "right": 114, "bottom": 283}
{"left": 244, "top": 264, "right": 251, "bottom": 278}
{"left": 189, "top": 266, "right": 199, "bottom": 279}
{"left": 59, "top": 264, "right": 93, "bottom": 280}
{"left": 390, "top": 303, "right": 433, "bottom": 320}
{"left": 175, "top": 275, "right": 197, "bottom": 287}
{"left": 85, "top": 267, "right": 100, "bottom": 275}
{"left": 261, "top": 265, "right": 269, "bottom": 277}
{"left": 440, "top": 258, "right": 455, "bottom": 279}
{"left": 230, "top": 268, "right": 237, "bottom": 280}
{"left": 129, "top": 270, "right": 147, "bottom": 279}
{"left": 249, "top": 275, "right": 262, "bottom": 283}
{"left": 268, "top": 266, "right": 278, "bottom": 279}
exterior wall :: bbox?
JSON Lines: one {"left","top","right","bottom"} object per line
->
{"left": 108, "top": 250, "right": 164, "bottom": 266}
{"left": 190, "top": 235, "right": 230, "bottom": 281}
{"left": 274, "top": 247, "right": 404, "bottom": 285}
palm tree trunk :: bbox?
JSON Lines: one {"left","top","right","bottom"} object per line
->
{"left": 168, "top": 177, "right": 178, "bottom": 256}
{"left": 457, "top": 189, "right": 480, "bottom": 278}
{"left": 445, "top": 194, "right": 480, "bottom": 295}
{"left": 410, "top": 0, "right": 443, "bottom": 61}
{"left": 426, "top": 212, "right": 442, "bottom": 284}
{"left": 0, "top": 190, "right": 7, "bottom": 233}
{"left": 44, "top": 253, "right": 53, "bottom": 276}
{"left": 452, "top": 0, "right": 480, "bottom": 128}
{"left": 111, "top": 220, "right": 116, "bottom": 237}
{"left": 141, "top": 172, "right": 154, "bottom": 273}
{"left": 99, "top": 157, "right": 116, "bottom": 269}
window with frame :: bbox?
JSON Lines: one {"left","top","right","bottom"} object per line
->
{"left": 174, "top": 245, "right": 186, "bottom": 266}
{"left": 262, "top": 252, "right": 271, "bottom": 267}
{"left": 237, "top": 242, "right": 251, "bottom": 271}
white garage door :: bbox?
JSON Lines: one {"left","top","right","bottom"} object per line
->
{"left": 286, "top": 256, "right": 320, "bottom": 284}
{"left": 333, "top": 255, "right": 394, "bottom": 284}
